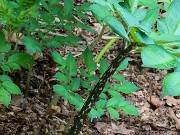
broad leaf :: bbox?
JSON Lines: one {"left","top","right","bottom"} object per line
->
{"left": 21, "top": 36, "right": 43, "bottom": 54}
{"left": 66, "top": 53, "right": 76, "bottom": 74}
{"left": 0, "top": 87, "right": 11, "bottom": 106}
{"left": 2, "top": 82, "right": 21, "bottom": 94}
{"left": 116, "top": 57, "right": 131, "bottom": 71}
{"left": 71, "top": 78, "right": 80, "bottom": 91}
{"left": 139, "top": 0, "right": 159, "bottom": 8}
{"left": 51, "top": 52, "right": 66, "bottom": 69}
{"left": 54, "top": 72, "right": 68, "bottom": 82}
{"left": 53, "top": 85, "right": 69, "bottom": 100}
{"left": 143, "top": 8, "right": 158, "bottom": 26}
{"left": 112, "top": 74, "right": 126, "bottom": 82}
{"left": 104, "top": 16, "right": 130, "bottom": 42}
{"left": 100, "top": 59, "right": 109, "bottom": 75}
{"left": 107, "top": 107, "right": 119, "bottom": 119}
{"left": 161, "top": 72, "right": 180, "bottom": 98}
{"left": 120, "top": 104, "right": 139, "bottom": 115}
{"left": 117, "top": 82, "right": 139, "bottom": 94}
{"left": 106, "top": 97, "right": 125, "bottom": 108}
{"left": 96, "top": 99, "right": 107, "bottom": 108}
{"left": 0, "top": 75, "right": 12, "bottom": 82}
{"left": 83, "top": 48, "right": 93, "bottom": 68}
{"left": 8, "top": 53, "right": 35, "bottom": 69}
{"left": 64, "top": 0, "right": 74, "bottom": 16}
{"left": 141, "top": 44, "right": 180, "bottom": 69}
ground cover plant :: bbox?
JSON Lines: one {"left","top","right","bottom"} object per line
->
{"left": 0, "top": 0, "right": 179, "bottom": 134}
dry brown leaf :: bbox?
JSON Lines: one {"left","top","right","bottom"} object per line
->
{"left": 111, "top": 122, "right": 134, "bottom": 134}
{"left": 147, "top": 95, "right": 165, "bottom": 107}
{"left": 165, "top": 96, "right": 180, "bottom": 107}
{"left": 169, "top": 109, "right": 180, "bottom": 130}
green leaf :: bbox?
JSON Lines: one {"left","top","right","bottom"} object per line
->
{"left": 66, "top": 53, "right": 76, "bottom": 74}
{"left": 104, "top": 16, "right": 130, "bottom": 42}
{"left": 89, "top": 4, "right": 111, "bottom": 23}
{"left": 164, "top": 0, "right": 180, "bottom": 34}
{"left": 108, "top": 89, "right": 121, "bottom": 97}
{"left": 100, "top": 93, "right": 107, "bottom": 99}
{"left": 129, "top": 0, "right": 139, "bottom": 13}
{"left": 21, "top": 36, "right": 43, "bottom": 54}
{"left": 83, "top": 48, "right": 93, "bottom": 68}
{"left": 2, "top": 82, "right": 21, "bottom": 94}
{"left": 117, "top": 82, "right": 139, "bottom": 94}
{"left": 8, "top": 53, "right": 34, "bottom": 69}
{"left": 96, "top": 99, "right": 107, "bottom": 108}
{"left": 0, "top": 75, "right": 12, "bottom": 82}
{"left": 79, "top": 68, "right": 89, "bottom": 77}
{"left": 64, "top": 0, "right": 74, "bottom": 16}
{"left": 88, "top": 108, "right": 99, "bottom": 119}
{"left": 161, "top": 72, "right": 180, "bottom": 98}
{"left": 89, "top": 62, "right": 97, "bottom": 72}
{"left": 120, "top": 104, "right": 139, "bottom": 115}
{"left": 139, "top": 0, "right": 159, "bottom": 8}
{"left": 0, "top": 32, "right": 11, "bottom": 53}
{"left": 0, "top": 87, "right": 11, "bottom": 107}
{"left": 100, "top": 59, "right": 109, "bottom": 75}
{"left": 9, "top": 63, "right": 21, "bottom": 70}
{"left": 141, "top": 44, "right": 180, "bottom": 69}
{"left": 71, "top": 78, "right": 80, "bottom": 91}
{"left": 143, "top": 8, "right": 158, "bottom": 26}
{"left": 51, "top": 51, "right": 66, "bottom": 68}
{"left": 81, "top": 80, "right": 89, "bottom": 88}
{"left": 112, "top": 74, "right": 126, "bottom": 82}
{"left": 53, "top": 85, "right": 69, "bottom": 100}
{"left": 1, "top": 65, "right": 11, "bottom": 72}
{"left": 133, "top": 8, "right": 146, "bottom": 21}
{"left": 107, "top": 107, "right": 119, "bottom": 119}
{"left": 68, "top": 95, "right": 83, "bottom": 109}
{"left": 116, "top": 57, "right": 131, "bottom": 71}
{"left": 113, "top": 1, "right": 139, "bottom": 29}
{"left": 54, "top": 72, "right": 68, "bottom": 82}
{"left": 106, "top": 97, "right": 125, "bottom": 108}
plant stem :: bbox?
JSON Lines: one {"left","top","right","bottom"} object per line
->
{"left": 95, "top": 38, "right": 117, "bottom": 63}
{"left": 25, "top": 65, "right": 33, "bottom": 97}
{"left": 67, "top": 45, "right": 133, "bottom": 135}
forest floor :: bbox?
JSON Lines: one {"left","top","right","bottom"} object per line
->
{"left": 0, "top": 42, "right": 179, "bottom": 135}
{"left": 0, "top": 1, "right": 180, "bottom": 135}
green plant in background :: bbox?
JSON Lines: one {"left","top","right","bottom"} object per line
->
{"left": 52, "top": 48, "right": 139, "bottom": 120}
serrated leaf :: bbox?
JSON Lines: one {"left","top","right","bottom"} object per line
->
{"left": 141, "top": 44, "right": 180, "bottom": 69}
{"left": 51, "top": 51, "right": 66, "bottom": 67}
{"left": 2, "top": 82, "right": 21, "bottom": 94}
{"left": 66, "top": 53, "right": 76, "bottom": 74}
{"left": 83, "top": 48, "right": 93, "bottom": 68}
{"left": 0, "top": 75, "right": 12, "bottom": 82}
{"left": 71, "top": 78, "right": 80, "bottom": 91}
{"left": 161, "top": 72, "right": 180, "bottom": 98}
{"left": 107, "top": 107, "right": 119, "bottom": 119}
{"left": 1, "top": 65, "right": 11, "bottom": 72}
{"left": 8, "top": 53, "right": 34, "bottom": 69}
{"left": 112, "top": 74, "right": 126, "bottom": 82}
{"left": 0, "top": 87, "right": 11, "bottom": 106}
{"left": 79, "top": 68, "right": 89, "bottom": 77}
{"left": 108, "top": 89, "right": 121, "bottom": 97}
{"left": 21, "top": 36, "right": 43, "bottom": 54}
{"left": 54, "top": 72, "right": 68, "bottom": 82}
{"left": 116, "top": 57, "right": 131, "bottom": 71}
{"left": 53, "top": 85, "right": 69, "bottom": 100}
{"left": 100, "top": 93, "right": 107, "bottom": 99}
{"left": 64, "top": 0, "right": 74, "bottom": 16}
{"left": 96, "top": 99, "right": 107, "bottom": 108}
{"left": 88, "top": 108, "right": 103, "bottom": 119}
{"left": 68, "top": 95, "right": 83, "bottom": 109}
{"left": 120, "top": 104, "right": 139, "bottom": 115}
{"left": 100, "top": 59, "right": 109, "bottom": 75}
{"left": 106, "top": 97, "right": 125, "bottom": 108}
{"left": 104, "top": 16, "right": 130, "bottom": 42}
{"left": 117, "top": 82, "right": 139, "bottom": 94}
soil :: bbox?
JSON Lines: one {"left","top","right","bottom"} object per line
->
{"left": 0, "top": 1, "right": 180, "bottom": 135}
